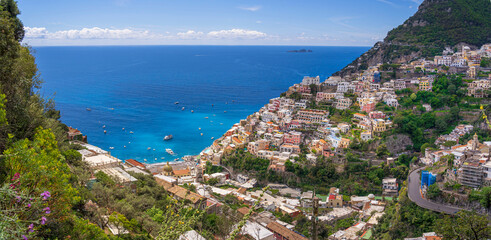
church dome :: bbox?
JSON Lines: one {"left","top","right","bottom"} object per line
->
{"left": 163, "top": 162, "right": 173, "bottom": 173}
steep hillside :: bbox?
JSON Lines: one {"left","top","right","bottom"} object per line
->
{"left": 336, "top": 0, "right": 491, "bottom": 76}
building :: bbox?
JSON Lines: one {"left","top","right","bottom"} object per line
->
{"left": 266, "top": 222, "right": 308, "bottom": 240}
{"left": 361, "top": 102, "right": 376, "bottom": 113}
{"left": 382, "top": 178, "right": 398, "bottom": 196}
{"left": 283, "top": 131, "right": 302, "bottom": 145}
{"left": 301, "top": 76, "right": 320, "bottom": 85}
{"left": 154, "top": 177, "right": 207, "bottom": 209}
{"left": 280, "top": 144, "right": 301, "bottom": 154}
{"left": 372, "top": 119, "right": 386, "bottom": 133}
{"left": 297, "top": 109, "right": 329, "bottom": 123}
{"left": 179, "top": 230, "right": 206, "bottom": 240}
{"left": 458, "top": 162, "right": 485, "bottom": 188}
{"left": 421, "top": 171, "right": 436, "bottom": 189}
{"left": 419, "top": 79, "right": 432, "bottom": 91}
{"left": 238, "top": 221, "right": 275, "bottom": 240}
{"left": 316, "top": 92, "right": 337, "bottom": 102}
{"left": 335, "top": 98, "right": 352, "bottom": 110}
{"left": 361, "top": 131, "right": 372, "bottom": 141}
{"left": 404, "top": 232, "right": 442, "bottom": 240}
{"left": 327, "top": 194, "right": 343, "bottom": 208}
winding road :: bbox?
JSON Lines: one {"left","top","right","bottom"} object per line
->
{"left": 407, "top": 168, "right": 461, "bottom": 215}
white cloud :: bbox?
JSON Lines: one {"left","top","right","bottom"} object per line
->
{"left": 256, "top": 20, "right": 262, "bottom": 24}
{"left": 176, "top": 30, "right": 204, "bottom": 40}
{"left": 24, "top": 27, "right": 157, "bottom": 40}
{"left": 238, "top": 5, "right": 261, "bottom": 12}
{"left": 24, "top": 27, "right": 49, "bottom": 38}
{"left": 376, "top": 0, "right": 397, "bottom": 7}
{"left": 207, "top": 29, "right": 267, "bottom": 39}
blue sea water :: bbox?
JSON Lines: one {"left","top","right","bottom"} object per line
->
{"left": 33, "top": 46, "right": 368, "bottom": 163}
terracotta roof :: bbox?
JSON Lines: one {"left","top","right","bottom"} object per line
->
{"left": 267, "top": 222, "right": 307, "bottom": 240}
{"left": 328, "top": 194, "right": 336, "bottom": 200}
{"left": 173, "top": 169, "right": 190, "bottom": 176}
{"left": 237, "top": 187, "right": 247, "bottom": 195}
{"left": 237, "top": 207, "right": 250, "bottom": 216}
{"left": 125, "top": 159, "right": 145, "bottom": 168}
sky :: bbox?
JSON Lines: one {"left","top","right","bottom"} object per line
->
{"left": 18, "top": 0, "right": 422, "bottom": 46}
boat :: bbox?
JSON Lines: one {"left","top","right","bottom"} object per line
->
{"left": 200, "top": 133, "right": 203, "bottom": 136}
{"left": 104, "top": 130, "right": 107, "bottom": 134}
{"left": 123, "top": 145, "right": 126, "bottom": 148}
{"left": 174, "top": 102, "right": 179, "bottom": 105}
{"left": 129, "top": 131, "right": 134, "bottom": 134}
{"left": 102, "top": 125, "right": 106, "bottom": 128}
{"left": 164, "top": 135, "right": 173, "bottom": 141}
{"left": 143, "top": 159, "right": 147, "bottom": 162}
{"left": 224, "top": 111, "right": 227, "bottom": 113}
{"left": 220, "top": 123, "right": 223, "bottom": 125}
{"left": 191, "top": 110, "right": 194, "bottom": 113}
{"left": 109, "top": 147, "right": 114, "bottom": 150}
{"left": 86, "top": 108, "right": 92, "bottom": 111}
{"left": 109, "top": 108, "right": 114, "bottom": 110}
{"left": 122, "top": 127, "right": 125, "bottom": 130}
{"left": 181, "top": 107, "right": 185, "bottom": 111}
{"left": 166, "top": 148, "right": 176, "bottom": 155}
{"left": 211, "top": 137, "right": 214, "bottom": 140}
{"left": 204, "top": 117, "right": 208, "bottom": 119}
{"left": 198, "top": 127, "right": 201, "bottom": 130}
{"left": 147, "top": 147, "right": 151, "bottom": 150}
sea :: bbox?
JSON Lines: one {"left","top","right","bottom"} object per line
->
{"left": 33, "top": 45, "right": 369, "bottom": 163}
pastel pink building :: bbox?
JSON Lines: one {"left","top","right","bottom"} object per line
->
{"left": 283, "top": 131, "right": 302, "bottom": 145}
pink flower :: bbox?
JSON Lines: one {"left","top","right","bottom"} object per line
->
{"left": 40, "top": 216, "right": 47, "bottom": 225}
{"left": 22, "top": 235, "right": 28, "bottom": 240}
{"left": 40, "top": 191, "right": 51, "bottom": 200}
{"left": 27, "top": 203, "right": 31, "bottom": 208}
{"left": 15, "top": 196, "right": 21, "bottom": 202}
{"left": 43, "top": 207, "right": 51, "bottom": 214}
{"left": 28, "top": 223, "right": 34, "bottom": 233}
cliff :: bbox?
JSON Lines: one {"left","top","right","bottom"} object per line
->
{"left": 335, "top": 0, "right": 491, "bottom": 77}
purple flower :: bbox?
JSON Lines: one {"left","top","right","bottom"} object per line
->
{"left": 40, "top": 216, "right": 47, "bottom": 225}
{"left": 40, "top": 191, "right": 51, "bottom": 200}
{"left": 15, "top": 196, "right": 21, "bottom": 202}
{"left": 27, "top": 203, "right": 31, "bottom": 208}
{"left": 28, "top": 223, "right": 34, "bottom": 233}
{"left": 43, "top": 207, "right": 51, "bottom": 214}
{"left": 22, "top": 235, "right": 27, "bottom": 240}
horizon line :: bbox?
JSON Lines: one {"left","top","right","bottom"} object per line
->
{"left": 24, "top": 43, "right": 373, "bottom": 48}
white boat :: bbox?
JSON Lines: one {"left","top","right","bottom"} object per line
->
{"left": 122, "top": 127, "right": 125, "bottom": 130}
{"left": 200, "top": 133, "right": 203, "bottom": 136}
{"left": 86, "top": 108, "right": 92, "bottom": 111}
{"left": 129, "top": 131, "right": 134, "bottom": 134}
{"left": 104, "top": 130, "right": 107, "bottom": 134}
{"left": 102, "top": 125, "right": 106, "bottom": 128}
{"left": 109, "top": 147, "right": 114, "bottom": 150}
{"left": 174, "top": 102, "right": 179, "bottom": 105}
{"left": 143, "top": 159, "right": 147, "bottom": 162}
{"left": 181, "top": 107, "right": 185, "bottom": 111}
{"left": 147, "top": 147, "right": 151, "bottom": 150}
{"left": 166, "top": 148, "right": 176, "bottom": 155}
{"left": 191, "top": 110, "right": 194, "bottom": 113}
{"left": 123, "top": 145, "right": 126, "bottom": 148}
{"left": 211, "top": 137, "right": 214, "bottom": 140}
{"left": 164, "top": 135, "right": 173, "bottom": 141}
{"left": 198, "top": 127, "right": 201, "bottom": 130}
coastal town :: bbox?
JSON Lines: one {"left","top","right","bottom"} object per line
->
{"left": 67, "top": 44, "right": 491, "bottom": 239}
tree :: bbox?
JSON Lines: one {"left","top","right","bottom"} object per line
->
{"left": 376, "top": 144, "right": 389, "bottom": 157}
{"left": 435, "top": 211, "right": 490, "bottom": 240}
{"left": 426, "top": 184, "right": 441, "bottom": 200}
